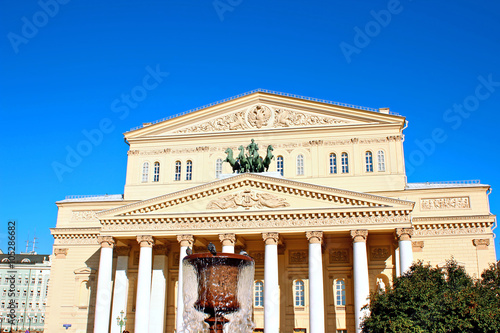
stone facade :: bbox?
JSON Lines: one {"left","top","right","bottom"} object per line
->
{"left": 46, "top": 91, "right": 496, "bottom": 333}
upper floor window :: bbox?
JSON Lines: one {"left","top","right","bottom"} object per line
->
{"left": 377, "top": 150, "right": 386, "bottom": 172}
{"left": 277, "top": 156, "right": 284, "bottom": 176}
{"left": 174, "top": 161, "right": 181, "bottom": 181}
{"left": 215, "top": 158, "right": 223, "bottom": 178}
{"left": 296, "top": 154, "right": 304, "bottom": 176}
{"left": 153, "top": 162, "right": 160, "bottom": 182}
{"left": 141, "top": 162, "right": 149, "bottom": 183}
{"left": 365, "top": 151, "right": 373, "bottom": 172}
{"left": 254, "top": 281, "right": 264, "bottom": 307}
{"left": 341, "top": 153, "right": 349, "bottom": 173}
{"left": 329, "top": 153, "right": 337, "bottom": 174}
{"left": 295, "top": 280, "right": 305, "bottom": 306}
{"left": 336, "top": 280, "right": 346, "bottom": 306}
{"left": 186, "top": 160, "right": 193, "bottom": 180}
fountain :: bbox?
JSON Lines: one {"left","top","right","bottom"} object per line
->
{"left": 182, "top": 248, "right": 255, "bottom": 333}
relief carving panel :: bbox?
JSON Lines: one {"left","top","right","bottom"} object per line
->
{"left": 207, "top": 190, "right": 290, "bottom": 210}
{"left": 420, "top": 197, "right": 470, "bottom": 210}
{"left": 370, "top": 246, "right": 390, "bottom": 261}
{"left": 329, "top": 249, "right": 349, "bottom": 264}
{"left": 289, "top": 251, "right": 308, "bottom": 264}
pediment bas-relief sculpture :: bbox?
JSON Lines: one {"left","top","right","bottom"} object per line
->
{"left": 207, "top": 190, "right": 290, "bottom": 210}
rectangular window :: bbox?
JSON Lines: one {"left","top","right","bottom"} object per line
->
{"left": 329, "top": 153, "right": 337, "bottom": 174}
{"left": 341, "top": 153, "right": 349, "bottom": 173}
{"left": 175, "top": 161, "right": 181, "bottom": 181}
{"left": 186, "top": 161, "right": 192, "bottom": 181}
{"left": 153, "top": 162, "right": 160, "bottom": 182}
{"left": 296, "top": 155, "right": 304, "bottom": 175}
{"left": 254, "top": 282, "right": 264, "bottom": 307}
{"left": 377, "top": 150, "right": 386, "bottom": 172}
{"left": 277, "top": 156, "right": 284, "bottom": 176}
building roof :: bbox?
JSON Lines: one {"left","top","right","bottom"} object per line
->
{"left": 405, "top": 180, "right": 486, "bottom": 190}
{"left": 57, "top": 194, "right": 124, "bottom": 203}
{"left": 0, "top": 254, "right": 50, "bottom": 264}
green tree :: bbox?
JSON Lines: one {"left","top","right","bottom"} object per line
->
{"left": 361, "top": 259, "right": 500, "bottom": 333}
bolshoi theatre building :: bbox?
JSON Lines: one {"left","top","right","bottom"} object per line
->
{"left": 46, "top": 90, "right": 497, "bottom": 333}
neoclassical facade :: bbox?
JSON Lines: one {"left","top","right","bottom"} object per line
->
{"left": 45, "top": 90, "right": 497, "bottom": 333}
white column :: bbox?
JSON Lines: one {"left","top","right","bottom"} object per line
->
{"left": 219, "top": 233, "right": 236, "bottom": 253}
{"left": 351, "top": 230, "right": 369, "bottom": 333}
{"left": 149, "top": 245, "right": 169, "bottom": 333}
{"left": 110, "top": 246, "right": 130, "bottom": 333}
{"left": 306, "top": 231, "right": 325, "bottom": 333}
{"left": 176, "top": 235, "right": 194, "bottom": 333}
{"left": 93, "top": 236, "right": 115, "bottom": 333}
{"left": 262, "top": 232, "right": 280, "bottom": 333}
{"left": 134, "top": 236, "right": 155, "bottom": 333}
{"left": 396, "top": 228, "right": 414, "bottom": 275}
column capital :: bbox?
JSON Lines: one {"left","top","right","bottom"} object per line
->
{"left": 177, "top": 234, "right": 194, "bottom": 247}
{"left": 98, "top": 236, "right": 115, "bottom": 248}
{"left": 219, "top": 233, "right": 236, "bottom": 246}
{"left": 153, "top": 244, "right": 170, "bottom": 255}
{"left": 262, "top": 232, "right": 279, "bottom": 245}
{"left": 350, "top": 230, "right": 368, "bottom": 243}
{"left": 137, "top": 235, "right": 155, "bottom": 248}
{"left": 396, "top": 228, "right": 413, "bottom": 241}
{"left": 54, "top": 248, "right": 68, "bottom": 259}
{"left": 115, "top": 246, "right": 131, "bottom": 256}
{"left": 306, "top": 231, "right": 323, "bottom": 244}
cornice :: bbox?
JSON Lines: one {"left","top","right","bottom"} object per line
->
{"left": 412, "top": 215, "right": 495, "bottom": 223}
{"left": 98, "top": 174, "right": 414, "bottom": 218}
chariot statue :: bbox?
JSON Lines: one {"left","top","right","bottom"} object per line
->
{"left": 224, "top": 139, "right": 274, "bottom": 174}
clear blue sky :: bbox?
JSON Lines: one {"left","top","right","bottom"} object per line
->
{"left": 1, "top": 0, "right": 499, "bottom": 259}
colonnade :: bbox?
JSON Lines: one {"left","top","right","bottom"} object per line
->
{"left": 92, "top": 228, "right": 414, "bottom": 333}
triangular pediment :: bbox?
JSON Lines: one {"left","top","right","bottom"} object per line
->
{"left": 98, "top": 174, "right": 414, "bottom": 220}
{"left": 125, "top": 91, "right": 404, "bottom": 139}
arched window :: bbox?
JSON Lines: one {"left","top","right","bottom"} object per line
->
{"left": 215, "top": 158, "right": 223, "bottom": 178}
{"left": 153, "top": 162, "right": 160, "bottom": 182}
{"left": 296, "top": 154, "right": 304, "bottom": 175}
{"left": 377, "top": 150, "right": 386, "bottom": 172}
{"left": 341, "top": 153, "right": 349, "bottom": 173}
{"left": 365, "top": 151, "right": 373, "bottom": 172}
{"left": 277, "top": 156, "right": 284, "bottom": 176}
{"left": 174, "top": 161, "right": 181, "bottom": 181}
{"left": 295, "top": 280, "right": 305, "bottom": 306}
{"left": 186, "top": 160, "right": 193, "bottom": 180}
{"left": 329, "top": 153, "right": 337, "bottom": 174}
{"left": 335, "top": 280, "right": 346, "bottom": 306}
{"left": 254, "top": 281, "right": 264, "bottom": 307}
{"left": 141, "top": 162, "right": 149, "bottom": 182}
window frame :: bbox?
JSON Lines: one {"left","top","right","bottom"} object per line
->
{"left": 329, "top": 153, "right": 337, "bottom": 174}
{"left": 341, "top": 152, "right": 349, "bottom": 174}
{"left": 277, "top": 156, "right": 284, "bottom": 176}
{"left": 335, "top": 279, "right": 346, "bottom": 306}
{"left": 296, "top": 154, "right": 304, "bottom": 176}
{"left": 186, "top": 160, "right": 193, "bottom": 181}
{"left": 141, "top": 161, "right": 149, "bottom": 183}
{"left": 215, "top": 158, "right": 223, "bottom": 178}
{"left": 365, "top": 151, "right": 373, "bottom": 173}
{"left": 153, "top": 161, "right": 160, "bottom": 182}
{"left": 174, "top": 161, "right": 181, "bottom": 181}
{"left": 377, "top": 150, "right": 386, "bottom": 172}
{"left": 254, "top": 281, "right": 264, "bottom": 307}
{"left": 294, "top": 280, "right": 305, "bottom": 307}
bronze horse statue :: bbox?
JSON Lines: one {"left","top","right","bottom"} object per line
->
{"left": 224, "top": 148, "right": 240, "bottom": 173}
{"left": 223, "top": 141, "right": 274, "bottom": 174}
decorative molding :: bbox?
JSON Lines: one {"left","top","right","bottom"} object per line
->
{"left": 350, "top": 230, "right": 368, "bottom": 243}
{"left": 472, "top": 239, "right": 490, "bottom": 250}
{"left": 412, "top": 215, "right": 493, "bottom": 223}
{"left": 289, "top": 251, "right": 308, "bottom": 264}
{"left": 262, "top": 232, "right": 279, "bottom": 245}
{"left": 370, "top": 246, "right": 390, "bottom": 260}
{"left": 115, "top": 246, "right": 131, "bottom": 256}
{"left": 306, "top": 231, "right": 323, "bottom": 244}
{"left": 412, "top": 241, "right": 424, "bottom": 252}
{"left": 137, "top": 235, "right": 154, "bottom": 247}
{"left": 51, "top": 227, "right": 100, "bottom": 245}
{"left": 177, "top": 234, "right": 194, "bottom": 247}
{"left": 100, "top": 173, "right": 411, "bottom": 217}
{"left": 396, "top": 228, "right": 413, "bottom": 241}
{"left": 413, "top": 227, "right": 490, "bottom": 236}
{"left": 207, "top": 190, "right": 290, "bottom": 210}
{"left": 102, "top": 214, "right": 411, "bottom": 232}
{"left": 274, "top": 108, "right": 350, "bottom": 128}
{"left": 153, "top": 244, "right": 170, "bottom": 255}
{"left": 329, "top": 249, "right": 349, "bottom": 263}
{"left": 71, "top": 210, "right": 99, "bottom": 221}
{"left": 54, "top": 248, "right": 68, "bottom": 259}
{"left": 219, "top": 233, "right": 236, "bottom": 246}
{"left": 420, "top": 197, "right": 470, "bottom": 210}
{"left": 249, "top": 252, "right": 264, "bottom": 265}
{"left": 97, "top": 236, "right": 115, "bottom": 248}
{"left": 247, "top": 104, "right": 272, "bottom": 128}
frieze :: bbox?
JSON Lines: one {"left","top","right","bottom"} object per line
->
{"left": 175, "top": 110, "right": 250, "bottom": 133}
{"left": 101, "top": 215, "right": 410, "bottom": 232}
{"left": 289, "top": 251, "right": 308, "bottom": 264}
{"left": 370, "top": 247, "right": 390, "bottom": 261}
{"left": 420, "top": 197, "right": 470, "bottom": 210}
{"left": 71, "top": 211, "right": 99, "bottom": 221}
{"left": 274, "top": 108, "right": 350, "bottom": 128}
{"left": 329, "top": 249, "right": 349, "bottom": 263}
{"left": 207, "top": 190, "right": 290, "bottom": 210}
{"left": 413, "top": 227, "right": 490, "bottom": 236}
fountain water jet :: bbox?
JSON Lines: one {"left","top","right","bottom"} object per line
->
{"left": 182, "top": 253, "right": 255, "bottom": 333}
